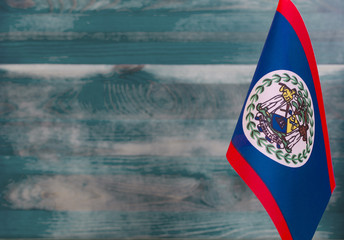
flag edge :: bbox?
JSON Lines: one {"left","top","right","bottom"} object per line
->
{"left": 226, "top": 142, "right": 293, "bottom": 240}
{"left": 276, "top": 0, "right": 335, "bottom": 192}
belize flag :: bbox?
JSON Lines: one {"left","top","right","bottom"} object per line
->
{"left": 226, "top": 0, "right": 336, "bottom": 239}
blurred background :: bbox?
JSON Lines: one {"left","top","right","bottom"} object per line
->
{"left": 0, "top": 0, "right": 343, "bottom": 239}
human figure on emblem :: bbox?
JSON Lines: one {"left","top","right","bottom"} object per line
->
{"left": 257, "top": 83, "right": 297, "bottom": 118}
{"left": 255, "top": 82, "right": 310, "bottom": 153}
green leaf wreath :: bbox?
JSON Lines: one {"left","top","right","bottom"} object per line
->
{"left": 245, "top": 73, "right": 314, "bottom": 165}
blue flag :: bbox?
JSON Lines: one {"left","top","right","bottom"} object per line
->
{"left": 226, "top": 0, "right": 336, "bottom": 239}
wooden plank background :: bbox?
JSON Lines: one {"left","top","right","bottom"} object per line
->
{"left": 0, "top": 0, "right": 343, "bottom": 239}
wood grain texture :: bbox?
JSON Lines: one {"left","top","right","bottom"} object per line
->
{"left": 0, "top": 0, "right": 343, "bottom": 64}
{"left": 0, "top": 0, "right": 343, "bottom": 239}
{"left": 0, "top": 65, "right": 343, "bottom": 239}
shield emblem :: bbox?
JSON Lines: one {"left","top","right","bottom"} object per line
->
{"left": 287, "top": 115, "right": 300, "bottom": 133}
{"left": 272, "top": 114, "right": 288, "bottom": 133}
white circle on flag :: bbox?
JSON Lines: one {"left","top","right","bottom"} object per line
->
{"left": 242, "top": 70, "right": 315, "bottom": 168}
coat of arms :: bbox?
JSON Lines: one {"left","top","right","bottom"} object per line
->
{"left": 242, "top": 70, "right": 315, "bottom": 167}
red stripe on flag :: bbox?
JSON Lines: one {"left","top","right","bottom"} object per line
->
{"left": 277, "top": 0, "right": 335, "bottom": 192}
{"left": 226, "top": 143, "right": 293, "bottom": 240}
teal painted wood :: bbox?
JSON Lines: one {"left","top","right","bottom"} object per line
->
{"left": 0, "top": 64, "right": 343, "bottom": 239}
{"left": 0, "top": 0, "right": 343, "bottom": 64}
{"left": 0, "top": 0, "right": 343, "bottom": 239}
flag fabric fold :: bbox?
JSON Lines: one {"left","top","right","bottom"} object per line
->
{"left": 226, "top": 0, "right": 335, "bottom": 239}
